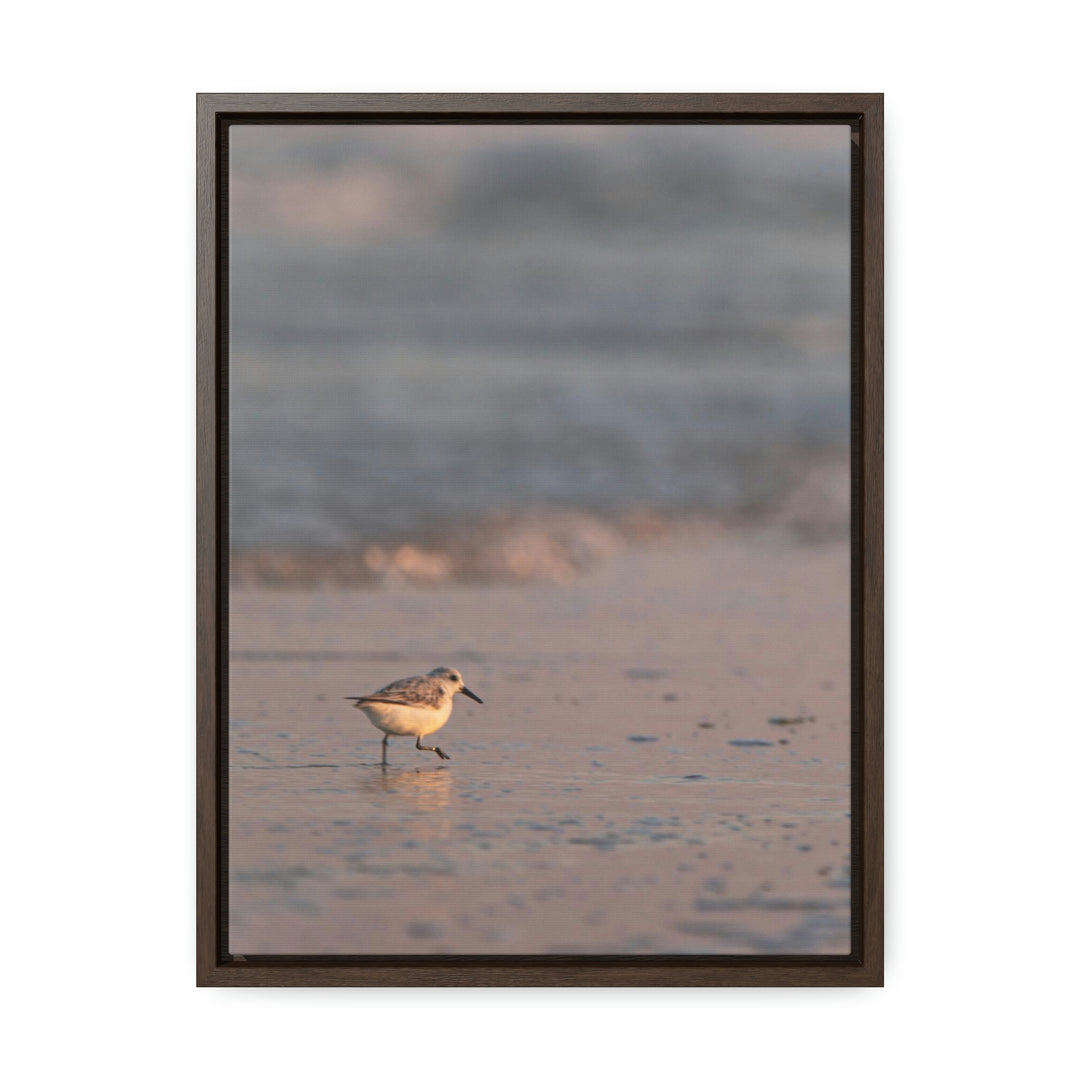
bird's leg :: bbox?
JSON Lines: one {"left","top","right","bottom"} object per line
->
{"left": 415, "top": 736, "right": 450, "bottom": 761}
{"left": 381, "top": 733, "right": 389, "bottom": 767}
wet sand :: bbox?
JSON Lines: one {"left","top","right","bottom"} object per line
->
{"left": 228, "top": 530, "right": 850, "bottom": 954}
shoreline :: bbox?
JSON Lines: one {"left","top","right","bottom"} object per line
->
{"left": 228, "top": 526, "right": 851, "bottom": 954}
{"left": 229, "top": 452, "right": 850, "bottom": 590}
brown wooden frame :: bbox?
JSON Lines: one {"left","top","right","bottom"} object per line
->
{"left": 197, "top": 93, "right": 883, "bottom": 987}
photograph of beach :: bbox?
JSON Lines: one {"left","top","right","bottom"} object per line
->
{"left": 225, "top": 123, "right": 853, "bottom": 955}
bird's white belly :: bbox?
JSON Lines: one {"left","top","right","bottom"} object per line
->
{"left": 358, "top": 701, "right": 451, "bottom": 737}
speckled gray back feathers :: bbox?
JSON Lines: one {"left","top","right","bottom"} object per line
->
{"left": 351, "top": 674, "right": 448, "bottom": 709}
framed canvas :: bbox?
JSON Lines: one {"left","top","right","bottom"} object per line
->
{"left": 196, "top": 93, "right": 883, "bottom": 987}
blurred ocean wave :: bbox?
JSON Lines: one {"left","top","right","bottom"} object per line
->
{"left": 229, "top": 454, "right": 849, "bottom": 589}
{"left": 228, "top": 125, "right": 850, "bottom": 560}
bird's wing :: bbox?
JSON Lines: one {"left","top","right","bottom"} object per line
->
{"left": 345, "top": 675, "right": 444, "bottom": 708}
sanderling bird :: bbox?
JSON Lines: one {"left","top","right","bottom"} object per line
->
{"left": 345, "top": 666, "right": 483, "bottom": 764}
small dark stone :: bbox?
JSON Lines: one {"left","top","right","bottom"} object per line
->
{"left": 407, "top": 922, "right": 443, "bottom": 940}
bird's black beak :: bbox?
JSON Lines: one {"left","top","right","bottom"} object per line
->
{"left": 462, "top": 686, "right": 483, "bottom": 704}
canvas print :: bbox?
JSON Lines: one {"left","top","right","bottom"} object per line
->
{"left": 226, "top": 123, "right": 852, "bottom": 955}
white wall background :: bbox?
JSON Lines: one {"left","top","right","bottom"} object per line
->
{"left": 3, "top": 2, "right": 1076, "bottom": 1077}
